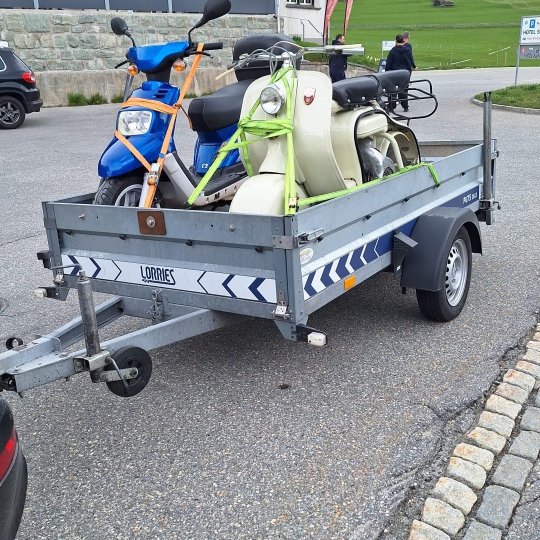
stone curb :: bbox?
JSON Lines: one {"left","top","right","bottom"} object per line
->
{"left": 408, "top": 324, "right": 540, "bottom": 539}
{"left": 470, "top": 98, "right": 540, "bottom": 115}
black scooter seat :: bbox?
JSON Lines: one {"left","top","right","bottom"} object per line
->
{"left": 370, "top": 70, "right": 410, "bottom": 95}
{"left": 188, "top": 79, "right": 253, "bottom": 133}
{"left": 332, "top": 69, "right": 411, "bottom": 110}
{"left": 332, "top": 77, "right": 380, "bottom": 109}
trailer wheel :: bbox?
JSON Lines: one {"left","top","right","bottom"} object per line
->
{"left": 105, "top": 346, "right": 153, "bottom": 397}
{"left": 93, "top": 176, "right": 164, "bottom": 207}
{"left": 5, "top": 337, "right": 23, "bottom": 350}
{"left": 416, "top": 227, "right": 472, "bottom": 322}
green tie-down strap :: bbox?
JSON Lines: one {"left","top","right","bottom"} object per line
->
{"left": 187, "top": 67, "right": 298, "bottom": 215}
{"left": 297, "top": 161, "right": 440, "bottom": 208}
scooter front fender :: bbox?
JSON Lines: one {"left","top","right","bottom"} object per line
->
{"left": 98, "top": 134, "right": 176, "bottom": 179}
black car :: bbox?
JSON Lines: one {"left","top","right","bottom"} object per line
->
{"left": 0, "top": 398, "right": 27, "bottom": 540}
{"left": 0, "top": 47, "right": 42, "bottom": 129}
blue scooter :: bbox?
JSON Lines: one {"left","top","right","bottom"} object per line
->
{"left": 95, "top": 0, "right": 296, "bottom": 209}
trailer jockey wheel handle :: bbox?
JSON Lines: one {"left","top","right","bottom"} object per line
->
{"left": 105, "top": 346, "right": 153, "bottom": 398}
{"left": 5, "top": 337, "right": 23, "bottom": 350}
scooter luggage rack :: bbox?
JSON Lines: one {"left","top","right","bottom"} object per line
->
{"left": 386, "top": 78, "right": 439, "bottom": 123}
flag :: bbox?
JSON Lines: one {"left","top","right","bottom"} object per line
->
{"left": 344, "top": 0, "right": 354, "bottom": 34}
{"left": 323, "top": 0, "right": 339, "bottom": 44}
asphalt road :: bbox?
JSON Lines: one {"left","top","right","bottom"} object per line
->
{"left": 0, "top": 67, "right": 539, "bottom": 540}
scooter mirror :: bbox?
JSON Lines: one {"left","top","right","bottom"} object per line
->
{"left": 191, "top": 0, "right": 231, "bottom": 33}
{"left": 111, "top": 17, "right": 129, "bottom": 37}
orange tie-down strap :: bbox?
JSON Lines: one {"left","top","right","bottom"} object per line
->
{"left": 121, "top": 97, "right": 191, "bottom": 125}
{"left": 114, "top": 130, "right": 152, "bottom": 172}
{"left": 120, "top": 98, "right": 177, "bottom": 115}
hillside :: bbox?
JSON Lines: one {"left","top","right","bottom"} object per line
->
{"left": 329, "top": 0, "right": 540, "bottom": 68}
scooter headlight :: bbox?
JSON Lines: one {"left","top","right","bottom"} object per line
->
{"left": 260, "top": 83, "right": 286, "bottom": 115}
{"left": 117, "top": 110, "right": 153, "bottom": 136}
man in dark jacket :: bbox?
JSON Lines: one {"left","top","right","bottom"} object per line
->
{"left": 328, "top": 34, "right": 347, "bottom": 83}
{"left": 385, "top": 34, "right": 414, "bottom": 112}
{"left": 402, "top": 31, "right": 417, "bottom": 70}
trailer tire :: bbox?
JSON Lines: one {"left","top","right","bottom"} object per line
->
{"left": 416, "top": 226, "right": 472, "bottom": 322}
{"left": 105, "top": 346, "right": 153, "bottom": 397}
{"left": 93, "top": 176, "right": 165, "bottom": 207}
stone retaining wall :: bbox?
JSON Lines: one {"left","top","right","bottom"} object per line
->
{"left": 0, "top": 9, "right": 276, "bottom": 105}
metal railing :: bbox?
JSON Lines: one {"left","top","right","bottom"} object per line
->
{"left": 281, "top": 15, "right": 322, "bottom": 42}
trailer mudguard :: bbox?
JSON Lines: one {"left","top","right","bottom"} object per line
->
{"left": 400, "top": 207, "right": 482, "bottom": 292}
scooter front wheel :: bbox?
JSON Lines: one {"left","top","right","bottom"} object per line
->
{"left": 93, "top": 176, "right": 164, "bottom": 207}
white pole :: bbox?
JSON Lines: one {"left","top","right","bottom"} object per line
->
{"left": 514, "top": 46, "right": 520, "bottom": 86}
{"left": 276, "top": 0, "right": 281, "bottom": 33}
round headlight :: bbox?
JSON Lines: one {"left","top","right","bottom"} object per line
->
{"left": 260, "top": 83, "right": 286, "bottom": 115}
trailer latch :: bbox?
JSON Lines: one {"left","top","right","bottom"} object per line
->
{"left": 297, "top": 229, "right": 324, "bottom": 245}
{"left": 272, "top": 229, "right": 324, "bottom": 249}
{"left": 273, "top": 301, "right": 291, "bottom": 320}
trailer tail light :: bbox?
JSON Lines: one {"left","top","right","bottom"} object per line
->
{"left": 0, "top": 428, "right": 17, "bottom": 483}
{"left": 22, "top": 72, "right": 35, "bottom": 84}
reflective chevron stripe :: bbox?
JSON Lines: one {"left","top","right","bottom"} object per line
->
{"left": 303, "top": 233, "right": 391, "bottom": 300}
{"left": 61, "top": 255, "right": 276, "bottom": 304}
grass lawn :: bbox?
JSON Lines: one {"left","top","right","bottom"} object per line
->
{"left": 475, "top": 83, "right": 540, "bottom": 108}
{"left": 327, "top": 0, "right": 540, "bottom": 69}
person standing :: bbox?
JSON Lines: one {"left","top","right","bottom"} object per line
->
{"left": 328, "top": 34, "right": 347, "bottom": 83}
{"left": 385, "top": 34, "right": 414, "bottom": 112}
{"left": 402, "top": 31, "right": 417, "bottom": 70}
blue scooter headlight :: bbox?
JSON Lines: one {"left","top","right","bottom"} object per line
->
{"left": 117, "top": 110, "right": 153, "bottom": 136}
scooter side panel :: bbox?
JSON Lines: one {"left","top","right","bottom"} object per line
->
{"left": 98, "top": 137, "right": 164, "bottom": 178}
{"left": 193, "top": 124, "right": 240, "bottom": 175}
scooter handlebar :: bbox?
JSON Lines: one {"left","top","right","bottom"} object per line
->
{"left": 202, "top": 42, "right": 224, "bottom": 51}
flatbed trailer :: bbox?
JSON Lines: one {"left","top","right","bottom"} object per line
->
{"left": 0, "top": 100, "right": 499, "bottom": 398}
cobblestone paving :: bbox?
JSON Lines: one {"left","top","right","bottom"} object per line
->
{"left": 408, "top": 324, "right": 540, "bottom": 539}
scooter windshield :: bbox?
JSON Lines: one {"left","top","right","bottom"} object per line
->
{"left": 127, "top": 41, "right": 190, "bottom": 73}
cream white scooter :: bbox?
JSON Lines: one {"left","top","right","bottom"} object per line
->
{"left": 188, "top": 45, "right": 435, "bottom": 216}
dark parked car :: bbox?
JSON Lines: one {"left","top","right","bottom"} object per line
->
{"left": 0, "top": 47, "right": 42, "bottom": 129}
{"left": 0, "top": 398, "right": 27, "bottom": 540}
